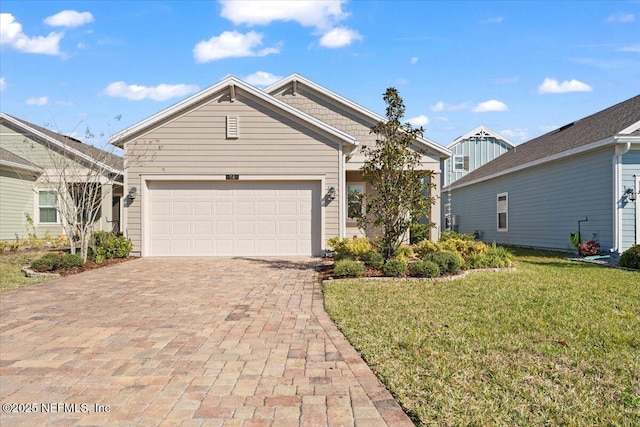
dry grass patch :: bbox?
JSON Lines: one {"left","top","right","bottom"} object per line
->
{"left": 324, "top": 248, "right": 639, "bottom": 426}
{"left": 0, "top": 250, "right": 55, "bottom": 292}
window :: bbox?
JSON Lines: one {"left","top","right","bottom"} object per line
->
{"left": 497, "top": 192, "right": 508, "bottom": 231}
{"left": 444, "top": 203, "right": 451, "bottom": 230}
{"left": 453, "top": 155, "right": 468, "bottom": 171}
{"left": 38, "top": 190, "right": 58, "bottom": 223}
{"left": 347, "top": 184, "right": 364, "bottom": 220}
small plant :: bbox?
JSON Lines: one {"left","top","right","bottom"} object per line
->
{"left": 90, "top": 231, "right": 133, "bottom": 262}
{"left": 394, "top": 246, "right": 415, "bottom": 261}
{"left": 414, "top": 240, "right": 440, "bottom": 259}
{"left": 619, "top": 245, "right": 640, "bottom": 269}
{"left": 327, "top": 236, "right": 373, "bottom": 256}
{"left": 426, "top": 251, "right": 462, "bottom": 275}
{"left": 333, "top": 259, "right": 365, "bottom": 277}
{"left": 360, "top": 251, "right": 384, "bottom": 269}
{"left": 30, "top": 252, "right": 84, "bottom": 271}
{"left": 578, "top": 238, "right": 600, "bottom": 256}
{"left": 334, "top": 251, "right": 356, "bottom": 261}
{"left": 440, "top": 231, "right": 475, "bottom": 241}
{"left": 382, "top": 259, "right": 407, "bottom": 277}
{"left": 410, "top": 223, "right": 431, "bottom": 244}
{"left": 408, "top": 260, "right": 440, "bottom": 278}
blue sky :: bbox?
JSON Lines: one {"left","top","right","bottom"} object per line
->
{"left": 1, "top": 1, "right": 639, "bottom": 149}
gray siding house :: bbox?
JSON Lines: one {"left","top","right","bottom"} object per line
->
{"left": 442, "top": 126, "right": 514, "bottom": 230}
{"left": 110, "top": 75, "right": 451, "bottom": 257}
{"left": 0, "top": 113, "right": 123, "bottom": 241}
{"left": 446, "top": 95, "right": 640, "bottom": 254}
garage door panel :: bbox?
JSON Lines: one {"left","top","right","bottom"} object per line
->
{"left": 148, "top": 180, "right": 320, "bottom": 256}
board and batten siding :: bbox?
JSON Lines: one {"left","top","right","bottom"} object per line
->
{"left": 451, "top": 147, "right": 615, "bottom": 251}
{"left": 444, "top": 136, "right": 512, "bottom": 187}
{"left": 123, "top": 89, "right": 341, "bottom": 256}
{"left": 0, "top": 168, "right": 36, "bottom": 240}
{"left": 621, "top": 149, "right": 640, "bottom": 250}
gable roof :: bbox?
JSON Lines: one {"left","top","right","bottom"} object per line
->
{"left": 450, "top": 94, "right": 640, "bottom": 189}
{"left": 447, "top": 125, "right": 515, "bottom": 149}
{"left": 265, "top": 73, "right": 452, "bottom": 159}
{"left": 0, "top": 113, "right": 123, "bottom": 174}
{"left": 109, "top": 76, "right": 358, "bottom": 149}
{"left": 0, "top": 146, "right": 40, "bottom": 172}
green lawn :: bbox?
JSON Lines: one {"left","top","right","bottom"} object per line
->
{"left": 324, "top": 249, "right": 640, "bottom": 426}
{"left": 0, "top": 250, "right": 55, "bottom": 292}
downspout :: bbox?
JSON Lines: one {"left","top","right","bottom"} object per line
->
{"left": 613, "top": 141, "right": 631, "bottom": 253}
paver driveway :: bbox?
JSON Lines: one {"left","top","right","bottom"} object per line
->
{"left": 0, "top": 258, "right": 413, "bottom": 427}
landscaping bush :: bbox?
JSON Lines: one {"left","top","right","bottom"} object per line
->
{"left": 619, "top": 245, "right": 640, "bottom": 269}
{"left": 484, "top": 244, "right": 515, "bottom": 268}
{"left": 408, "top": 260, "right": 440, "bottom": 278}
{"left": 382, "top": 259, "right": 407, "bottom": 277}
{"left": 394, "top": 246, "right": 415, "bottom": 261}
{"left": 333, "top": 259, "right": 365, "bottom": 277}
{"left": 360, "top": 251, "right": 384, "bottom": 269}
{"left": 327, "top": 236, "right": 373, "bottom": 256}
{"left": 30, "top": 252, "right": 84, "bottom": 271}
{"left": 414, "top": 240, "right": 440, "bottom": 259}
{"left": 410, "top": 223, "right": 431, "bottom": 244}
{"left": 438, "top": 238, "right": 488, "bottom": 259}
{"left": 90, "top": 231, "right": 133, "bottom": 262}
{"left": 334, "top": 251, "right": 356, "bottom": 261}
{"left": 426, "top": 251, "right": 462, "bottom": 275}
{"left": 440, "top": 231, "right": 475, "bottom": 241}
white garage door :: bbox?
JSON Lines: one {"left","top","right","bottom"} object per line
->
{"left": 147, "top": 181, "right": 321, "bottom": 256}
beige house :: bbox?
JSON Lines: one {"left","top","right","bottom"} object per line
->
{"left": 0, "top": 113, "right": 123, "bottom": 241}
{"left": 111, "top": 75, "right": 451, "bottom": 257}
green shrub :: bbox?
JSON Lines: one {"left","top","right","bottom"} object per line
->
{"left": 438, "top": 238, "right": 488, "bottom": 259}
{"left": 327, "top": 236, "right": 373, "bottom": 256}
{"left": 440, "top": 231, "right": 475, "bottom": 241}
{"left": 408, "top": 261, "right": 440, "bottom": 278}
{"left": 394, "top": 246, "right": 415, "bottom": 261}
{"left": 619, "top": 245, "right": 640, "bottom": 269}
{"left": 90, "top": 231, "right": 133, "bottom": 262}
{"left": 484, "top": 244, "right": 515, "bottom": 268}
{"left": 414, "top": 240, "right": 440, "bottom": 259}
{"left": 382, "top": 259, "right": 407, "bottom": 277}
{"left": 426, "top": 251, "right": 462, "bottom": 275}
{"left": 30, "top": 252, "right": 84, "bottom": 271}
{"left": 410, "top": 223, "right": 431, "bottom": 244}
{"left": 334, "top": 251, "right": 356, "bottom": 261}
{"left": 360, "top": 251, "right": 384, "bottom": 269}
{"left": 333, "top": 259, "right": 365, "bottom": 277}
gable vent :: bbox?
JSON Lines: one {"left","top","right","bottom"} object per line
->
{"left": 226, "top": 115, "right": 239, "bottom": 139}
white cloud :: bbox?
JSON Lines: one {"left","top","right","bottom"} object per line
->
{"left": 619, "top": 44, "right": 640, "bottom": 53}
{"left": 407, "top": 115, "right": 430, "bottom": 127}
{"left": 44, "top": 10, "right": 94, "bottom": 27}
{"left": 480, "top": 16, "right": 504, "bottom": 24}
{"left": 606, "top": 12, "right": 635, "bottom": 23}
{"left": 193, "top": 31, "right": 280, "bottom": 63}
{"left": 410, "top": 56, "right": 418, "bottom": 65}
{"left": 0, "top": 77, "right": 6, "bottom": 91}
{"left": 430, "top": 100, "right": 472, "bottom": 112}
{"left": 26, "top": 96, "right": 48, "bottom": 106}
{"left": 219, "top": 0, "right": 348, "bottom": 30}
{"left": 0, "top": 13, "right": 62, "bottom": 55}
{"left": 103, "top": 82, "right": 200, "bottom": 101}
{"left": 319, "top": 27, "right": 362, "bottom": 48}
{"left": 472, "top": 99, "right": 508, "bottom": 112}
{"left": 500, "top": 128, "right": 528, "bottom": 141}
{"left": 538, "top": 78, "right": 592, "bottom": 94}
{"left": 243, "top": 71, "right": 283, "bottom": 87}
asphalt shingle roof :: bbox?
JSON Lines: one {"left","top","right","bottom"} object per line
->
{"left": 452, "top": 94, "right": 640, "bottom": 187}
{"left": 0, "top": 146, "right": 38, "bottom": 169}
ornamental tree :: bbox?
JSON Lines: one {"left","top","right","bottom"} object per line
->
{"left": 356, "top": 88, "right": 436, "bottom": 261}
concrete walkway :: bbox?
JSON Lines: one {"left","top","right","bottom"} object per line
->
{"left": 0, "top": 258, "right": 414, "bottom": 427}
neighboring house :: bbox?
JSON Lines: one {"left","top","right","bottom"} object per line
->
{"left": 445, "top": 95, "right": 640, "bottom": 254}
{"left": 110, "top": 74, "right": 451, "bottom": 257}
{"left": 442, "top": 126, "right": 514, "bottom": 230}
{"left": 0, "top": 113, "right": 124, "bottom": 241}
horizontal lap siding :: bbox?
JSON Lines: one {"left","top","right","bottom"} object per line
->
{"left": 124, "top": 90, "right": 340, "bottom": 256}
{"left": 451, "top": 147, "right": 614, "bottom": 251}
{"left": 621, "top": 149, "right": 640, "bottom": 250}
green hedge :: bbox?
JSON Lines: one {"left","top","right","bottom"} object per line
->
{"left": 619, "top": 245, "right": 640, "bottom": 269}
{"left": 31, "top": 252, "right": 84, "bottom": 271}
{"left": 90, "top": 231, "right": 133, "bottom": 262}
{"left": 334, "top": 260, "right": 365, "bottom": 277}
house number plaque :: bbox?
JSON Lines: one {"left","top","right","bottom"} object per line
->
{"left": 225, "top": 174, "right": 239, "bottom": 180}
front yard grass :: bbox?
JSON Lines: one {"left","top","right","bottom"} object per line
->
{"left": 0, "top": 250, "right": 56, "bottom": 292}
{"left": 324, "top": 248, "right": 640, "bottom": 426}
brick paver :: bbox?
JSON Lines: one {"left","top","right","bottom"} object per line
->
{"left": 0, "top": 258, "right": 413, "bottom": 426}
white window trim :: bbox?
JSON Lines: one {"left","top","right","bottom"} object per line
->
{"left": 453, "top": 155, "right": 465, "bottom": 171}
{"left": 497, "top": 192, "right": 508, "bottom": 232}
{"left": 347, "top": 182, "right": 365, "bottom": 221}
{"left": 35, "top": 189, "right": 61, "bottom": 225}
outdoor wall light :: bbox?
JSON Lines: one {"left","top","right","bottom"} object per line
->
{"left": 128, "top": 186, "right": 137, "bottom": 201}
{"left": 328, "top": 186, "right": 336, "bottom": 201}
{"left": 624, "top": 187, "right": 636, "bottom": 202}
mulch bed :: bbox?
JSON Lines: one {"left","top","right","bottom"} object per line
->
{"left": 33, "top": 256, "right": 138, "bottom": 276}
